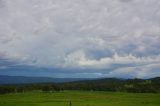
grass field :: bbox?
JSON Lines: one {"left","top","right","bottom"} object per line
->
{"left": 0, "top": 91, "right": 160, "bottom": 106}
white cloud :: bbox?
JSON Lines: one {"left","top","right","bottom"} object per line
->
{"left": 106, "top": 63, "right": 160, "bottom": 78}
{"left": 0, "top": 0, "right": 160, "bottom": 78}
{"left": 64, "top": 50, "right": 160, "bottom": 69}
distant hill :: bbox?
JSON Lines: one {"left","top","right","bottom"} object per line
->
{"left": 0, "top": 75, "right": 89, "bottom": 84}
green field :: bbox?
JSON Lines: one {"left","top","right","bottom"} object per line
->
{"left": 0, "top": 91, "right": 160, "bottom": 106}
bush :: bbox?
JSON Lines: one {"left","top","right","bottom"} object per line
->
{"left": 0, "top": 86, "right": 15, "bottom": 94}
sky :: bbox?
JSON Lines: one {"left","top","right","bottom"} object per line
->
{"left": 0, "top": 0, "right": 160, "bottom": 78}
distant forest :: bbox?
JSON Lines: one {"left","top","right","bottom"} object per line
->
{"left": 0, "top": 77, "right": 160, "bottom": 94}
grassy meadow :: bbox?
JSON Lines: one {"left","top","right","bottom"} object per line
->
{"left": 0, "top": 91, "right": 160, "bottom": 106}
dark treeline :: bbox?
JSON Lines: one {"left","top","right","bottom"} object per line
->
{"left": 61, "top": 77, "right": 160, "bottom": 93}
{"left": 0, "top": 77, "right": 160, "bottom": 94}
{"left": 0, "top": 83, "right": 63, "bottom": 94}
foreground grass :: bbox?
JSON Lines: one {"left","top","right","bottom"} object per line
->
{"left": 0, "top": 91, "right": 160, "bottom": 106}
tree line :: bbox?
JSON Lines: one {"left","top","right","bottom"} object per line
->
{"left": 0, "top": 84, "right": 62, "bottom": 94}
{"left": 0, "top": 77, "right": 159, "bottom": 94}
{"left": 61, "top": 78, "right": 160, "bottom": 93}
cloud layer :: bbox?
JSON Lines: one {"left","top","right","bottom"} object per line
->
{"left": 0, "top": 0, "right": 160, "bottom": 78}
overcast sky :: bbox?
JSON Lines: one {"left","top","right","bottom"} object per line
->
{"left": 0, "top": 0, "right": 160, "bottom": 78}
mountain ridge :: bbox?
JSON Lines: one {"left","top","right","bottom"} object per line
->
{"left": 0, "top": 75, "right": 91, "bottom": 84}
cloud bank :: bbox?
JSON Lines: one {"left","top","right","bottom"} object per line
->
{"left": 0, "top": 0, "right": 160, "bottom": 78}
